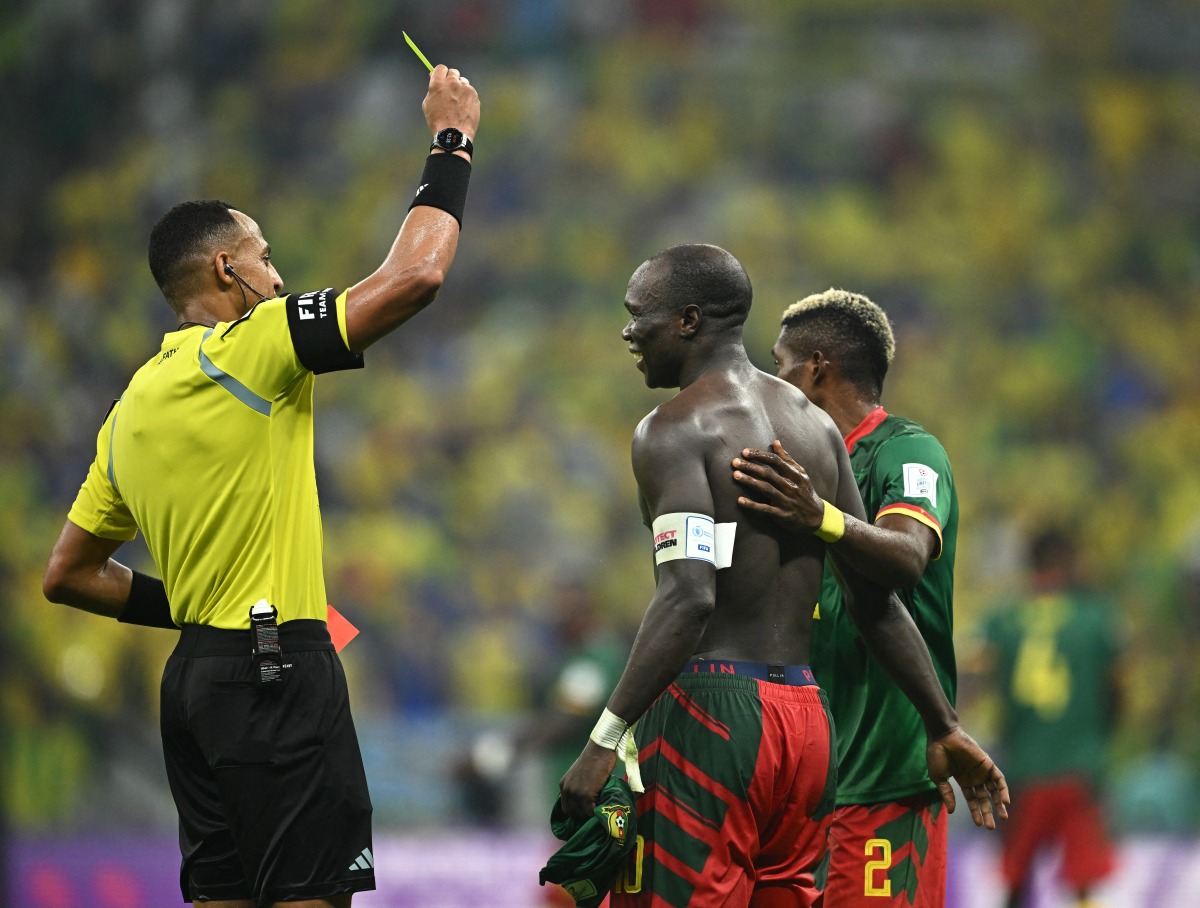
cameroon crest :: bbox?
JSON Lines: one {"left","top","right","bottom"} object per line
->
{"left": 600, "top": 804, "right": 629, "bottom": 845}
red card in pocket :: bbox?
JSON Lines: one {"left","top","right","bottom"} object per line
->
{"left": 327, "top": 605, "right": 360, "bottom": 653}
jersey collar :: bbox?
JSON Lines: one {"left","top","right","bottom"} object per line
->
{"left": 844, "top": 406, "right": 888, "bottom": 454}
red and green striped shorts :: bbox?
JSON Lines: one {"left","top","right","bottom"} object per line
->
{"left": 611, "top": 661, "right": 836, "bottom": 908}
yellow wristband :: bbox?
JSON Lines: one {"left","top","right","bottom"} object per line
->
{"left": 814, "top": 500, "right": 845, "bottom": 543}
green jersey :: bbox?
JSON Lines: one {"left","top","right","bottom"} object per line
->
{"left": 811, "top": 408, "right": 958, "bottom": 805}
{"left": 984, "top": 591, "right": 1117, "bottom": 785}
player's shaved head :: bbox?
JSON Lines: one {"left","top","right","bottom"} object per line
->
{"left": 148, "top": 200, "right": 242, "bottom": 310}
{"left": 637, "top": 244, "right": 753, "bottom": 327}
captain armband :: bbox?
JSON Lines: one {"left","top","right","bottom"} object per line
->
{"left": 815, "top": 500, "right": 846, "bottom": 543}
{"left": 651, "top": 512, "right": 716, "bottom": 566}
{"left": 651, "top": 512, "right": 738, "bottom": 568}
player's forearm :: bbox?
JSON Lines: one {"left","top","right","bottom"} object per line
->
{"left": 342, "top": 63, "right": 478, "bottom": 351}
{"left": 831, "top": 517, "right": 928, "bottom": 589}
{"left": 345, "top": 207, "right": 461, "bottom": 350}
{"left": 854, "top": 593, "right": 957, "bottom": 738}
{"left": 833, "top": 556, "right": 957, "bottom": 738}
{"left": 605, "top": 588, "right": 714, "bottom": 724}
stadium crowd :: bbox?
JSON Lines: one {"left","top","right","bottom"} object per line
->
{"left": 3, "top": 0, "right": 1200, "bottom": 845}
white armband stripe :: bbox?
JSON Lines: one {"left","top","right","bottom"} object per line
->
{"left": 714, "top": 522, "right": 736, "bottom": 570}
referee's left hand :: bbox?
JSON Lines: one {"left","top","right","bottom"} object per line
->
{"left": 926, "top": 726, "right": 1010, "bottom": 829}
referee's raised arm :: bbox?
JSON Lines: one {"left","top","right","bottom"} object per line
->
{"left": 344, "top": 63, "right": 480, "bottom": 352}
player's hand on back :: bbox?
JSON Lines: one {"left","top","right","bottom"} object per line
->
{"left": 732, "top": 440, "right": 824, "bottom": 533}
{"left": 925, "top": 726, "right": 1010, "bottom": 830}
{"left": 422, "top": 64, "right": 480, "bottom": 142}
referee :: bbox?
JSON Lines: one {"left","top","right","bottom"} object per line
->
{"left": 42, "top": 64, "right": 479, "bottom": 908}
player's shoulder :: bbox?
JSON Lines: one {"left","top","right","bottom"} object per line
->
{"left": 638, "top": 368, "right": 732, "bottom": 431}
{"left": 874, "top": 413, "right": 951, "bottom": 457}
{"left": 880, "top": 412, "right": 938, "bottom": 441}
{"left": 634, "top": 373, "right": 743, "bottom": 457}
{"left": 758, "top": 368, "right": 820, "bottom": 413}
{"left": 634, "top": 398, "right": 673, "bottom": 437}
{"left": 736, "top": 367, "right": 829, "bottom": 434}
{"left": 633, "top": 395, "right": 701, "bottom": 460}
{"left": 124, "top": 334, "right": 189, "bottom": 393}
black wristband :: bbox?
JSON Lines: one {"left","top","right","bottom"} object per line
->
{"left": 119, "top": 571, "right": 178, "bottom": 629}
{"left": 409, "top": 152, "right": 472, "bottom": 227}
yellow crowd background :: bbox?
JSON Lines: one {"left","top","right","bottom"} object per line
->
{"left": 2, "top": 0, "right": 1199, "bottom": 834}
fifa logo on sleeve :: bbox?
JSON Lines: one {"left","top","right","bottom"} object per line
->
{"left": 902, "top": 463, "right": 938, "bottom": 507}
{"left": 296, "top": 289, "right": 332, "bottom": 321}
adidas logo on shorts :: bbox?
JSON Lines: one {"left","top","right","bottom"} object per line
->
{"left": 349, "top": 847, "right": 374, "bottom": 872}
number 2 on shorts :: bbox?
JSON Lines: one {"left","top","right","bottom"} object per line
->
{"left": 864, "top": 837, "right": 893, "bottom": 897}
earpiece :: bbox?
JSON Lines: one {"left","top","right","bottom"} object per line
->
{"left": 222, "top": 262, "right": 269, "bottom": 303}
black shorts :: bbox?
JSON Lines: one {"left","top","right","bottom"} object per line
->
{"left": 160, "top": 620, "right": 375, "bottom": 905}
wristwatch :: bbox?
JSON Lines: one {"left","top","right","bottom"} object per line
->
{"left": 431, "top": 127, "right": 473, "bottom": 156}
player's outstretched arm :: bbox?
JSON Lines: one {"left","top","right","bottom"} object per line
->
{"left": 344, "top": 63, "right": 480, "bottom": 351}
{"left": 733, "top": 440, "right": 933, "bottom": 588}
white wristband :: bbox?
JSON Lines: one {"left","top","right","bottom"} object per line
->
{"left": 589, "top": 707, "right": 628, "bottom": 751}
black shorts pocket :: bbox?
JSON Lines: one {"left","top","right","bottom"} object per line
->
{"left": 196, "top": 680, "right": 280, "bottom": 767}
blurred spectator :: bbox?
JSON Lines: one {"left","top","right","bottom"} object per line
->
{"left": 453, "top": 580, "right": 628, "bottom": 825}
{"left": 980, "top": 529, "right": 1120, "bottom": 908}
{"left": 524, "top": 581, "right": 630, "bottom": 796}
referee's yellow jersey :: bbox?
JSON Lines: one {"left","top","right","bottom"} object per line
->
{"left": 68, "top": 288, "right": 363, "bottom": 629}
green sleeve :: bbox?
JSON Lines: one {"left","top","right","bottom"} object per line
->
{"left": 871, "top": 432, "right": 954, "bottom": 556}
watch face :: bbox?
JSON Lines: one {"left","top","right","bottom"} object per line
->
{"left": 438, "top": 128, "right": 464, "bottom": 149}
